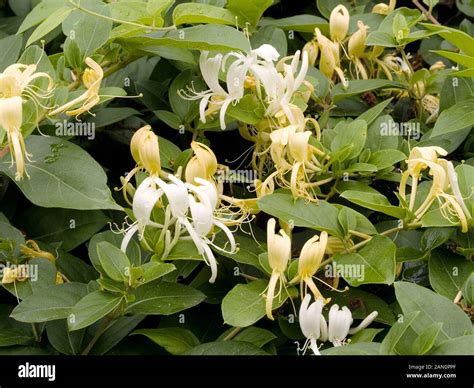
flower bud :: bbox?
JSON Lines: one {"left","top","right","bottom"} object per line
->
{"left": 185, "top": 141, "right": 218, "bottom": 183}
{"left": 288, "top": 131, "right": 312, "bottom": 162}
{"left": 429, "top": 60, "right": 445, "bottom": 73}
{"left": 267, "top": 218, "right": 291, "bottom": 273}
{"left": 298, "top": 232, "right": 328, "bottom": 278}
{"left": 348, "top": 21, "right": 368, "bottom": 58}
{"left": 303, "top": 40, "right": 319, "bottom": 66}
{"left": 372, "top": 0, "right": 396, "bottom": 15}
{"left": 130, "top": 125, "right": 161, "bottom": 176}
{"left": 329, "top": 5, "right": 350, "bottom": 42}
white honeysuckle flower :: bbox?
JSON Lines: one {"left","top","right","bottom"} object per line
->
{"left": 120, "top": 177, "right": 163, "bottom": 252}
{"left": 155, "top": 174, "right": 190, "bottom": 219}
{"left": 259, "top": 50, "right": 309, "bottom": 124}
{"left": 327, "top": 304, "right": 353, "bottom": 346}
{"left": 299, "top": 294, "right": 325, "bottom": 355}
{"left": 186, "top": 178, "right": 237, "bottom": 283}
{"left": 251, "top": 44, "right": 280, "bottom": 62}
{"left": 326, "top": 304, "right": 379, "bottom": 347}
{"left": 180, "top": 50, "right": 248, "bottom": 130}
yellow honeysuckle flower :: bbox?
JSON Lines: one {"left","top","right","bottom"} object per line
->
{"left": 1, "top": 265, "right": 29, "bottom": 284}
{"left": 185, "top": 141, "right": 218, "bottom": 184}
{"left": 49, "top": 57, "right": 103, "bottom": 117}
{"left": 291, "top": 231, "right": 329, "bottom": 301}
{"left": 130, "top": 125, "right": 161, "bottom": 177}
{"left": 372, "top": 0, "right": 396, "bottom": 15}
{"left": 315, "top": 29, "right": 347, "bottom": 87}
{"left": 348, "top": 21, "right": 368, "bottom": 59}
{"left": 303, "top": 40, "right": 319, "bottom": 66}
{"left": 329, "top": 5, "right": 350, "bottom": 42}
{"left": 0, "top": 63, "right": 54, "bottom": 180}
{"left": 399, "top": 146, "right": 471, "bottom": 232}
{"left": 265, "top": 218, "right": 291, "bottom": 320}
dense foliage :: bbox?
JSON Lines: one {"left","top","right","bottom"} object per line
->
{"left": 0, "top": 0, "right": 473, "bottom": 356}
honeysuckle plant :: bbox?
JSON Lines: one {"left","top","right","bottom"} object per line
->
{"left": 0, "top": 0, "right": 472, "bottom": 358}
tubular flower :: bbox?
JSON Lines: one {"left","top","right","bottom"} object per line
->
{"left": 299, "top": 294, "right": 325, "bottom": 355}
{"left": 0, "top": 63, "right": 54, "bottom": 180}
{"left": 130, "top": 125, "right": 161, "bottom": 176}
{"left": 329, "top": 5, "right": 350, "bottom": 42}
{"left": 314, "top": 29, "right": 347, "bottom": 87}
{"left": 49, "top": 57, "right": 103, "bottom": 117}
{"left": 186, "top": 178, "right": 237, "bottom": 283}
{"left": 321, "top": 305, "right": 378, "bottom": 347}
{"left": 290, "top": 232, "right": 329, "bottom": 301}
{"left": 185, "top": 141, "right": 218, "bottom": 184}
{"left": 303, "top": 40, "right": 319, "bottom": 66}
{"left": 372, "top": 0, "right": 396, "bottom": 15}
{"left": 348, "top": 21, "right": 369, "bottom": 80}
{"left": 121, "top": 125, "right": 162, "bottom": 204}
{"left": 399, "top": 146, "right": 471, "bottom": 232}
{"left": 265, "top": 218, "right": 292, "bottom": 320}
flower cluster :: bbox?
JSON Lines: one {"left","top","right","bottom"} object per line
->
{"left": 399, "top": 146, "right": 472, "bottom": 232}
{"left": 120, "top": 126, "right": 238, "bottom": 283}
{"left": 299, "top": 294, "right": 378, "bottom": 355}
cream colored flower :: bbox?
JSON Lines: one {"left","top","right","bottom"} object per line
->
{"left": 185, "top": 141, "right": 218, "bottom": 183}
{"left": 49, "top": 57, "right": 103, "bottom": 117}
{"left": 265, "top": 218, "right": 291, "bottom": 320}
{"left": 329, "top": 5, "right": 350, "bottom": 42}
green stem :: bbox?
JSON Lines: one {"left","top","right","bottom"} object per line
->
{"left": 81, "top": 317, "right": 111, "bottom": 355}
{"left": 222, "top": 326, "right": 241, "bottom": 341}
{"left": 31, "top": 323, "right": 40, "bottom": 342}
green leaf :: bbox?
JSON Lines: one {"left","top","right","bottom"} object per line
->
{"left": 17, "top": 208, "right": 108, "bottom": 252}
{"left": 18, "top": 0, "right": 69, "bottom": 34}
{"left": 118, "top": 24, "right": 251, "bottom": 54}
{"left": 140, "top": 262, "right": 176, "bottom": 285}
{"left": 421, "top": 23, "right": 474, "bottom": 56}
{"left": 226, "top": 94, "right": 265, "bottom": 125}
{"left": 173, "top": 3, "right": 237, "bottom": 26}
{"left": 258, "top": 193, "right": 343, "bottom": 237}
{"left": 232, "top": 327, "right": 277, "bottom": 348}
{"left": 97, "top": 241, "right": 132, "bottom": 282}
{"left": 62, "top": 0, "right": 112, "bottom": 58}
{"left": 394, "top": 281, "right": 472, "bottom": 345}
{"left": 334, "top": 235, "right": 396, "bottom": 286}
{"left": 226, "top": 0, "right": 273, "bottom": 27}
{"left": 429, "top": 335, "right": 474, "bottom": 355}
{"left": 322, "top": 342, "right": 380, "bottom": 355}
{"left": 380, "top": 311, "right": 420, "bottom": 355}
{"left": 10, "top": 283, "right": 88, "bottom": 323}
{"left": 330, "top": 119, "right": 367, "bottom": 161}
{"left": 332, "top": 80, "right": 406, "bottom": 102}
{"left": 132, "top": 327, "right": 200, "bottom": 355}
{"left": 358, "top": 98, "right": 393, "bottom": 126}
{"left": 221, "top": 280, "right": 296, "bottom": 327}
{"left": 428, "top": 250, "right": 474, "bottom": 299}
{"left": 431, "top": 98, "right": 474, "bottom": 137}
{"left": 368, "top": 150, "right": 406, "bottom": 170}
{"left": 365, "top": 115, "right": 400, "bottom": 153}
{"left": 0, "top": 136, "right": 121, "bottom": 210}
{"left": 350, "top": 328, "right": 383, "bottom": 344}
{"left": 68, "top": 291, "right": 124, "bottom": 331}
{"left": 213, "top": 232, "right": 264, "bottom": 270}
{"left": 432, "top": 50, "right": 474, "bottom": 68}
{"left": 84, "top": 108, "right": 140, "bottom": 128}
{"left": 412, "top": 322, "right": 443, "bottom": 355}
{"left": 127, "top": 282, "right": 206, "bottom": 315}
{"left": 26, "top": 6, "right": 73, "bottom": 47}
{"left": 154, "top": 110, "right": 182, "bottom": 130}
{"left": 0, "top": 35, "right": 22, "bottom": 72}
{"left": 259, "top": 15, "right": 328, "bottom": 33}
{"left": 46, "top": 320, "right": 85, "bottom": 355}
{"left": 340, "top": 190, "right": 407, "bottom": 219}
{"left": 89, "top": 314, "right": 145, "bottom": 355}
{"left": 184, "top": 340, "right": 268, "bottom": 355}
